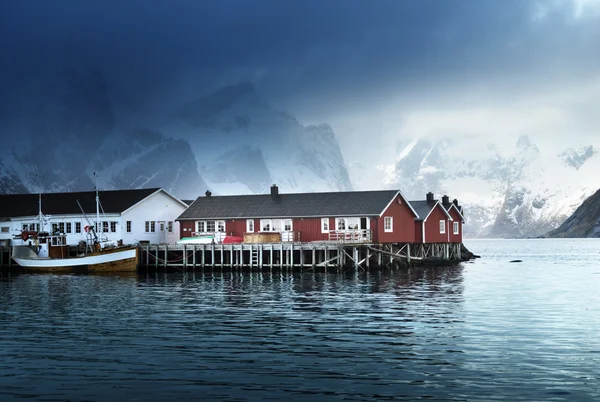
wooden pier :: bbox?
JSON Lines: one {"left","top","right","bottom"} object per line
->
{"left": 1, "top": 243, "right": 464, "bottom": 270}
{"left": 137, "top": 242, "right": 463, "bottom": 271}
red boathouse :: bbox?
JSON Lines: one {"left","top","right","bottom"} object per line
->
{"left": 176, "top": 185, "right": 419, "bottom": 244}
{"left": 410, "top": 193, "right": 455, "bottom": 244}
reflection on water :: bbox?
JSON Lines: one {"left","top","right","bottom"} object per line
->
{"left": 1, "top": 239, "right": 600, "bottom": 401}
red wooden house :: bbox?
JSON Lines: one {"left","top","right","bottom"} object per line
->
{"left": 442, "top": 195, "right": 465, "bottom": 243}
{"left": 176, "top": 185, "right": 419, "bottom": 244}
{"left": 410, "top": 193, "right": 454, "bottom": 244}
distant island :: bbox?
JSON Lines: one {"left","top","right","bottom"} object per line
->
{"left": 547, "top": 189, "right": 600, "bottom": 238}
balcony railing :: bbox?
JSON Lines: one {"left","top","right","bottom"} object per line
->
{"left": 327, "top": 229, "right": 372, "bottom": 243}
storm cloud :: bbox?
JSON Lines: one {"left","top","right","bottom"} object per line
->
{"left": 1, "top": 0, "right": 599, "bottom": 147}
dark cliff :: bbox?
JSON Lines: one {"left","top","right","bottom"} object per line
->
{"left": 547, "top": 189, "right": 600, "bottom": 238}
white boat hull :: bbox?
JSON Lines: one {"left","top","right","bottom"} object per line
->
{"left": 12, "top": 246, "right": 138, "bottom": 272}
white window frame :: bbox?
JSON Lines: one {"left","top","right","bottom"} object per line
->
{"left": 321, "top": 218, "right": 329, "bottom": 233}
{"left": 260, "top": 219, "right": 273, "bottom": 232}
{"left": 145, "top": 221, "right": 156, "bottom": 233}
{"left": 439, "top": 220, "right": 446, "bottom": 234}
{"left": 59, "top": 222, "right": 65, "bottom": 233}
{"left": 196, "top": 221, "right": 206, "bottom": 233}
{"left": 111, "top": 221, "right": 117, "bottom": 233}
{"left": 217, "top": 221, "right": 225, "bottom": 232}
{"left": 384, "top": 217, "right": 393, "bottom": 232}
{"left": 336, "top": 218, "right": 346, "bottom": 231}
{"left": 168, "top": 221, "right": 173, "bottom": 233}
{"left": 126, "top": 221, "right": 132, "bottom": 233}
{"left": 159, "top": 222, "right": 165, "bottom": 232}
{"left": 453, "top": 221, "right": 459, "bottom": 235}
{"left": 75, "top": 222, "right": 81, "bottom": 233}
{"left": 66, "top": 222, "right": 72, "bottom": 234}
{"left": 283, "top": 219, "right": 292, "bottom": 232}
{"left": 246, "top": 219, "right": 254, "bottom": 233}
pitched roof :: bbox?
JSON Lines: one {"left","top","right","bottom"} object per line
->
{"left": 177, "top": 190, "right": 402, "bottom": 220}
{"left": 410, "top": 200, "right": 453, "bottom": 221}
{"left": 443, "top": 202, "right": 466, "bottom": 222}
{"left": 0, "top": 188, "right": 161, "bottom": 218}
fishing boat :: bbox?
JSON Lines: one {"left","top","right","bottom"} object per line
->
{"left": 11, "top": 181, "right": 138, "bottom": 273}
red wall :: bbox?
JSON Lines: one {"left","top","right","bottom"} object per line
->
{"left": 424, "top": 205, "right": 450, "bottom": 243}
{"left": 180, "top": 221, "right": 195, "bottom": 238}
{"left": 448, "top": 208, "right": 463, "bottom": 243}
{"left": 414, "top": 221, "right": 423, "bottom": 243}
{"left": 376, "top": 195, "right": 416, "bottom": 243}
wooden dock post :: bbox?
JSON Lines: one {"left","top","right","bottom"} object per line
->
{"left": 407, "top": 244, "right": 411, "bottom": 264}
{"left": 183, "top": 245, "right": 187, "bottom": 269}
{"left": 201, "top": 244, "right": 205, "bottom": 268}
{"left": 211, "top": 246, "right": 215, "bottom": 267}
{"left": 312, "top": 246, "right": 316, "bottom": 269}
{"left": 164, "top": 245, "right": 168, "bottom": 268}
{"left": 259, "top": 244, "right": 263, "bottom": 268}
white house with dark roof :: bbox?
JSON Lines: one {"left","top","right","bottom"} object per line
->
{"left": 0, "top": 188, "right": 188, "bottom": 246}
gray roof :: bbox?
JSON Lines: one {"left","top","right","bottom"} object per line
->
{"left": 177, "top": 190, "right": 401, "bottom": 220}
{"left": 409, "top": 200, "right": 437, "bottom": 221}
{"left": 410, "top": 200, "right": 453, "bottom": 221}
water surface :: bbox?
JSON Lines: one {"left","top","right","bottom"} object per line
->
{"left": 1, "top": 239, "right": 599, "bottom": 401}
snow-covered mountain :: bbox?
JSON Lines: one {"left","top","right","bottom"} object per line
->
{"left": 163, "top": 82, "right": 352, "bottom": 194}
{"left": 382, "top": 135, "right": 600, "bottom": 238}
{"left": 0, "top": 65, "right": 351, "bottom": 199}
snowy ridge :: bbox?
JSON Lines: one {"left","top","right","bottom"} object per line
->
{"left": 383, "top": 134, "right": 600, "bottom": 238}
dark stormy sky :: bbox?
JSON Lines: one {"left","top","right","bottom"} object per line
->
{"left": 1, "top": 0, "right": 599, "bottom": 154}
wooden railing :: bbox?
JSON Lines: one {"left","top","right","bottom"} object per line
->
{"left": 327, "top": 229, "right": 372, "bottom": 243}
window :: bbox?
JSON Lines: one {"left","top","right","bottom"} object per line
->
{"left": 336, "top": 218, "right": 346, "bottom": 231}
{"left": 22, "top": 223, "right": 28, "bottom": 231}
{"left": 206, "top": 221, "right": 216, "bottom": 232}
{"left": 59, "top": 222, "right": 65, "bottom": 234}
{"left": 260, "top": 219, "right": 272, "bottom": 232}
{"left": 1, "top": 227, "right": 9, "bottom": 233}
{"left": 159, "top": 222, "right": 165, "bottom": 232}
{"left": 439, "top": 220, "right": 446, "bottom": 234}
{"left": 167, "top": 221, "right": 173, "bottom": 233}
{"left": 126, "top": 221, "right": 132, "bottom": 233}
{"left": 195, "top": 221, "right": 223, "bottom": 233}
{"left": 283, "top": 219, "right": 292, "bottom": 231}
{"left": 102, "top": 221, "right": 109, "bottom": 233}
{"left": 217, "top": 221, "right": 225, "bottom": 232}
{"left": 346, "top": 217, "right": 360, "bottom": 230}
{"left": 111, "top": 222, "right": 117, "bottom": 233}
{"left": 453, "top": 222, "right": 459, "bottom": 235}
{"left": 384, "top": 217, "right": 393, "bottom": 232}
{"left": 196, "top": 221, "right": 206, "bottom": 233}
{"left": 35, "top": 223, "right": 40, "bottom": 232}
{"left": 145, "top": 221, "right": 156, "bottom": 233}
{"left": 75, "top": 222, "right": 81, "bottom": 233}
{"left": 321, "top": 218, "right": 329, "bottom": 233}
{"left": 246, "top": 219, "right": 254, "bottom": 233}
{"left": 66, "top": 222, "right": 72, "bottom": 234}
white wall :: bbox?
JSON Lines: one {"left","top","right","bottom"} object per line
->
{"left": 7, "top": 214, "right": 122, "bottom": 246}
{"left": 120, "top": 190, "right": 187, "bottom": 245}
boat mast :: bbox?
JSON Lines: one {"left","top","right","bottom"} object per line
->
{"left": 94, "top": 172, "right": 100, "bottom": 235}
{"left": 38, "top": 193, "right": 43, "bottom": 232}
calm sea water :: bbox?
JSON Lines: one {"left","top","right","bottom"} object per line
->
{"left": 1, "top": 239, "right": 599, "bottom": 401}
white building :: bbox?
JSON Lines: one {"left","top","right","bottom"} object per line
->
{"left": 0, "top": 188, "right": 189, "bottom": 246}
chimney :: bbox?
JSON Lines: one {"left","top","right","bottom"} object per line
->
{"left": 453, "top": 199, "right": 459, "bottom": 207}
{"left": 442, "top": 195, "right": 450, "bottom": 205}
{"left": 205, "top": 190, "right": 212, "bottom": 197}
{"left": 270, "top": 184, "right": 279, "bottom": 198}
{"left": 426, "top": 192, "right": 434, "bottom": 202}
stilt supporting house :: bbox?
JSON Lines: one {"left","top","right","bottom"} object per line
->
{"left": 136, "top": 242, "right": 463, "bottom": 271}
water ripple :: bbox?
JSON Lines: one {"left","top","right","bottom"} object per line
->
{"left": 1, "top": 239, "right": 599, "bottom": 401}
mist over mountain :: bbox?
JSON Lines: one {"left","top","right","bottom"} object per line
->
{"left": 0, "top": 63, "right": 351, "bottom": 199}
